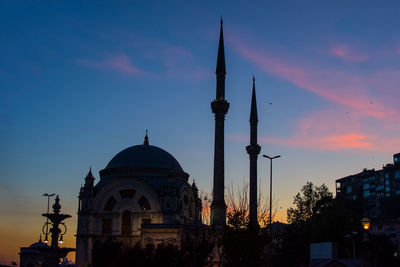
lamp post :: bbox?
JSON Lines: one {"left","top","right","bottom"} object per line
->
{"left": 345, "top": 231, "right": 358, "bottom": 259}
{"left": 43, "top": 193, "right": 55, "bottom": 243}
{"left": 263, "top": 154, "right": 281, "bottom": 267}
{"left": 360, "top": 217, "right": 371, "bottom": 267}
{"left": 361, "top": 217, "right": 370, "bottom": 241}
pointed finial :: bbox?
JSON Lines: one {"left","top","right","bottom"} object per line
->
{"left": 144, "top": 129, "right": 149, "bottom": 145}
{"left": 216, "top": 18, "right": 226, "bottom": 76}
{"left": 250, "top": 77, "right": 258, "bottom": 123}
{"left": 220, "top": 16, "right": 223, "bottom": 25}
{"left": 84, "top": 167, "right": 95, "bottom": 187}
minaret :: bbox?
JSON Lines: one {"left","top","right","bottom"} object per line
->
{"left": 76, "top": 168, "right": 95, "bottom": 267}
{"left": 246, "top": 77, "right": 261, "bottom": 227}
{"left": 211, "top": 19, "right": 230, "bottom": 227}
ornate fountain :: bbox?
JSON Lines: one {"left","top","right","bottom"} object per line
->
{"left": 42, "top": 195, "right": 72, "bottom": 248}
{"left": 20, "top": 195, "right": 75, "bottom": 267}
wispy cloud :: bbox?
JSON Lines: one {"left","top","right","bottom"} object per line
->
{"left": 162, "top": 45, "right": 211, "bottom": 81}
{"left": 228, "top": 34, "right": 400, "bottom": 151}
{"left": 77, "top": 45, "right": 209, "bottom": 81}
{"left": 78, "top": 53, "right": 146, "bottom": 76}
{"left": 330, "top": 44, "right": 370, "bottom": 62}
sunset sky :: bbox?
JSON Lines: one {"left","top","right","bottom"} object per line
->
{"left": 2, "top": 0, "right": 400, "bottom": 263}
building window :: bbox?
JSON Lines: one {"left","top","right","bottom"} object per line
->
{"left": 347, "top": 186, "right": 352, "bottom": 193}
{"left": 120, "top": 189, "right": 136, "bottom": 199}
{"left": 363, "top": 184, "right": 369, "bottom": 190}
{"left": 138, "top": 196, "right": 151, "bottom": 211}
{"left": 142, "top": 218, "right": 151, "bottom": 224}
{"left": 104, "top": 196, "right": 117, "bottom": 211}
{"left": 363, "top": 190, "right": 370, "bottom": 197}
{"left": 395, "top": 171, "right": 400, "bottom": 179}
{"left": 102, "top": 218, "right": 112, "bottom": 234}
{"left": 121, "top": 210, "right": 131, "bottom": 234}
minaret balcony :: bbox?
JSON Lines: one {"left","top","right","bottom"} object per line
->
{"left": 211, "top": 99, "right": 230, "bottom": 114}
{"left": 246, "top": 144, "right": 261, "bottom": 155}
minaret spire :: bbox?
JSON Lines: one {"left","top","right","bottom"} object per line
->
{"left": 216, "top": 18, "right": 226, "bottom": 100}
{"left": 246, "top": 77, "right": 261, "bottom": 227}
{"left": 250, "top": 76, "right": 258, "bottom": 126}
{"left": 211, "top": 19, "right": 230, "bottom": 227}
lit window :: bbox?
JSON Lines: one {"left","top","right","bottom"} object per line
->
{"left": 395, "top": 171, "right": 400, "bottom": 179}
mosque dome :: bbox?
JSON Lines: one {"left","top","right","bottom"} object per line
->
{"left": 29, "top": 239, "right": 49, "bottom": 249}
{"left": 105, "top": 144, "right": 183, "bottom": 172}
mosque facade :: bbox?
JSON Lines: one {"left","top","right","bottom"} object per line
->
{"left": 75, "top": 135, "right": 202, "bottom": 266}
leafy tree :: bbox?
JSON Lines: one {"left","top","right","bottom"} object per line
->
{"left": 287, "top": 182, "right": 333, "bottom": 224}
{"left": 278, "top": 182, "right": 335, "bottom": 265}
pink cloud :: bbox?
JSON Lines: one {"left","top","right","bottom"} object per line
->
{"left": 330, "top": 45, "right": 369, "bottom": 62}
{"left": 261, "top": 134, "right": 372, "bottom": 150}
{"left": 229, "top": 36, "right": 400, "bottom": 123}
{"left": 230, "top": 109, "right": 374, "bottom": 151}
{"left": 227, "top": 35, "right": 400, "bottom": 151}
{"left": 78, "top": 53, "right": 146, "bottom": 76}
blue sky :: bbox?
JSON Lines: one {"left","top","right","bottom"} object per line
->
{"left": 2, "top": 0, "right": 400, "bottom": 263}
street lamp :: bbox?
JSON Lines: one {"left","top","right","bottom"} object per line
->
{"left": 43, "top": 193, "right": 55, "bottom": 243}
{"left": 263, "top": 154, "right": 281, "bottom": 267}
{"left": 361, "top": 217, "right": 371, "bottom": 242}
{"left": 361, "top": 217, "right": 370, "bottom": 230}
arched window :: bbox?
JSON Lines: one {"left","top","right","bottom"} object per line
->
{"left": 138, "top": 195, "right": 151, "bottom": 211}
{"left": 104, "top": 196, "right": 116, "bottom": 211}
{"left": 121, "top": 210, "right": 131, "bottom": 234}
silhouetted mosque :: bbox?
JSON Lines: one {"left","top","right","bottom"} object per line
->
{"left": 74, "top": 20, "right": 262, "bottom": 267}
